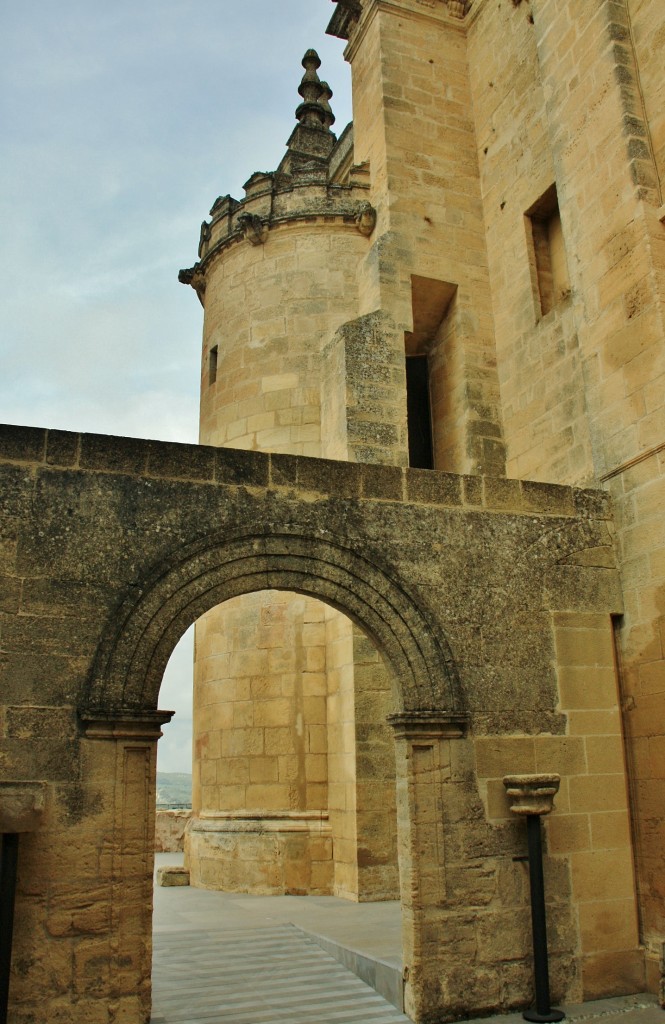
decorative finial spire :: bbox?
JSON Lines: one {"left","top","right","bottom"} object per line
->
{"left": 277, "top": 49, "right": 337, "bottom": 177}
{"left": 295, "top": 49, "right": 326, "bottom": 129}
{"left": 318, "top": 82, "right": 335, "bottom": 130}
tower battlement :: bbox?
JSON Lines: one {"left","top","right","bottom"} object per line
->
{"left": 179, "top": 50, "right": 375, "bottom": 303}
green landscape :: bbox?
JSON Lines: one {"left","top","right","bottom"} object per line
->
{"left": 156, "top": 772, "right": 192, "bottom": 808}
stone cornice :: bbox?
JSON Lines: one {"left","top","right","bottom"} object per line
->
{"left": 327, "top": 0, "right": 363, "bottom": 39}
{"left": 387, "top": 711, "right": 468, "bottom": 739}
{"left": 465, "top": 0, "right": 492, "bottom": 30}
{"left": 80, "top": 708, "right": 174, "bottom": 741}
{"left": 344, "top": 0, "right": 467, "bottom": 62}
{"left": 180, "top": 180, "right": 373, "bottom": 294}
{"left": 191, "top": 810, "right": 332, "bottom": 834}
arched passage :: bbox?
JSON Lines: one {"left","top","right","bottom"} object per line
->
{"left": 79, "top": 527, "right": 465, "bottom": 1022}
{"left": 84, "top": 529, "right": 462, "bottom": 719}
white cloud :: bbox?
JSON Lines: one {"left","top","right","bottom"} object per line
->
{"left": 158, "top": 626, "right": 195, "bottom": 775}
{"left": 1, "top": 0, "right": 351, "bottom": 771}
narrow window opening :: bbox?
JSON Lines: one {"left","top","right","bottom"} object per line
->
{"left": 406, "top": 355, "right": 434, "bottom": 470}
{"left": 526, "top": 184, "right": 570, "bottom": 318}
{"left": 208, "top": 345, "right": 218, "bottom": 386}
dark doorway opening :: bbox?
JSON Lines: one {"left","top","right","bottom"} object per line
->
{"left": 406, "top": 355, "right": 434, "bottom": 470}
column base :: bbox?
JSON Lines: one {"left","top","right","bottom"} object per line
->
{"left": 186, "top": 810, "right": 333, "bottom": 895}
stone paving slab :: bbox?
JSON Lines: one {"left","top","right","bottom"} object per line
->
{"left": 151, "top": 857, "right": 664, "bottom": 1024}
{"left": 151, "top": 923, "right": 412, "bottom": 1023}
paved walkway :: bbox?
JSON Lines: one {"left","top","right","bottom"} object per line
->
{"left": 151, "top": 855, "right": 663, "bottom": 1024}
{"left": 151, "top": 854, "right": 408, "bottom": 1024}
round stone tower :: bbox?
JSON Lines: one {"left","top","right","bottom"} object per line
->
{"left": 179, "top": 52, "right": 398, "bottom": 899}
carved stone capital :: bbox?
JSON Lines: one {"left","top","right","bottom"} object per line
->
{"left": 0, "top": 782, "right": 47, "bottom": 833}
{"left": 503, "top": 774, "right": 560, "bottom": 816}
{"left": 387, "top": 710, "right": 468, "bottom": 740}
{"left": 80, "top": 709, "right": 174, "bottom": 742}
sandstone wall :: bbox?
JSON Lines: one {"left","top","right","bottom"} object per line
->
{"left": 190, "top": 591, "right": 335, "bottom": 895}
{"left": 348, "top": 0, "right": 505, "bottom": 475}
{"left": 466, "top": 0, "right": 594, "bottom": 486}
{"left": 199, "top": 221, "right": 365, "bottom": 457}
{"left": 0, "top": 427, "right": 641, "bottom": 1021}
{"left": 193, "top": 195, "right": 401, "bottom": 899}
{"left": 628, "top": 0, "right": 665, "bottom": 196}
{"left": 465, "top": 0, "right": 665, "bottom": 988}
{"left": 155, "top": 809, "right": 190, "bottom": 853}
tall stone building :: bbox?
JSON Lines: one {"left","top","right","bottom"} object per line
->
{"left": 180, "top": 48, "right": 401, "bottom": 902}
{"left": 178, "top": 0, "right": 665, "bottom": 1005}
{"left": 1, "top": 1, "right": 663, "bottom": 1022}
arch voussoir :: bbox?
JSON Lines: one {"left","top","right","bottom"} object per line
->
{"left": 85, "top": 530, "right": 462, "bottom": 718}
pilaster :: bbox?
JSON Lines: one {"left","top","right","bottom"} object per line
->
{"left": 388, "top": 711, "right": 468, "bottom": 1021}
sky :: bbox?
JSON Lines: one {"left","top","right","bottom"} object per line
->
{"left": 1, "top": 0, "right": 352, "bottom": 774}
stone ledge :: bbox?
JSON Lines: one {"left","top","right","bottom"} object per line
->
{"left": 387, "top": 711, "right": 468, "bottom": 739}
{"left": 191, "top": 810, "right": 331, "bottom": 835}
{"left": 80, "top": 709, "right": 174, "bottom": 741}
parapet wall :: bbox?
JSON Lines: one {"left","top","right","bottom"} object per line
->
{"left": 0, "top": 423, "right": 643, "bottom": 1021}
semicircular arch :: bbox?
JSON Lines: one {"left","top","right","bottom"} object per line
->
{"left": 84, "top": 529, "right": 461, "bottom": 716}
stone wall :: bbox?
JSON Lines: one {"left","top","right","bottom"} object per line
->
{"left": 190, "top": 591, "right": 335, "bottom": 895}
{"left": 628, "top": 0, "right": 665, "bottom": 194}
{"left": 155, "top": 809, "right": 190, "bottom": 853}
{"left": 332, "top": 0, "right": 665, "bottom": 995}
{"left": 465, "top": 0, "right": 665, "bottom": 989}
{"left": 199, "top": 219, "right": 366, "bottom": 458}
{"left": 0, "top": 425, "right": 642, "bottom": 1021}
{"left": 347, "top": 0, "right": 505, "bottom": 476}
{"left": 191, "top": 100, "right": 385, "bottom": 902}
{"left": 466, "top": 0, "right": 595, "bottom": 486}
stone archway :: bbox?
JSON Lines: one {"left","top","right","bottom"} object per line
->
{"left": 84, "top": 529, "right": 463, "bottom": 718}
{"left": 79, "top": 527, "right": 466, "bottom": 1024}
{"left": 4, "top": 430, "right": 633, "bottom": 1022}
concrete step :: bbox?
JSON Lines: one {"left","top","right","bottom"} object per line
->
{"left": 293, "top": 924, "right": 404, "bottom": 1013}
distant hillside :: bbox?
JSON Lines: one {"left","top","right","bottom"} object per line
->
{"left": 156, "top": 772, "right": 192, "bottom": 808}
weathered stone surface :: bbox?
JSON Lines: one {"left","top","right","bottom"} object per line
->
{"left": 156, "top": 866, "right": 190, "bottom": 887}
{"left": 0, "top": 782, "right": 46, "bottom": 832}
{"left": 503, "top": 774, "right": 561, "bottom": 816}
{"left": 5, "top": 0, "right": 665, "bottom": 1013}
{"left": 155, "top": 809, "right": 190, "bottom": 853}
{"left": 0, "top": 427, "right": 632, "bottom": 1021}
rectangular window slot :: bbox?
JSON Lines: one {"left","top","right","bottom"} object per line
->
{"left": 406, "top": 355, "right": 434, "bottom": 470}
{"left": 208, "top": 345, "right": 218, "bottom": 386}
{"left": 526, "top": 184, "right": 570, "bottom": 318}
